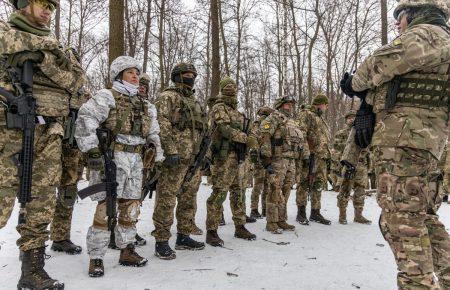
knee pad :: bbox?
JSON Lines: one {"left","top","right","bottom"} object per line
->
{"left": 93, "top": 201, "right": 108, "bottom": 230}
{"left": 118, "top": 199, "right": 140, "bottom": 228}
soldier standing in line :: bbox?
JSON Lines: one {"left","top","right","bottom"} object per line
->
{"left": 340, "top": 0, "right": 450, "bottom": 288}
{"left": 205, "top": 76, "right": 257, "bottom": 246}
{"left": 295, "top": 94, "right": 331, "bottom": 225}
{"left": 0, "top": 0, "right": 86, "bottom": 288}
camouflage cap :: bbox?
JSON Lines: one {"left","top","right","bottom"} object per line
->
{"left": 345, "top": 110, "right": 357, "bottom": 118}
{"left": 11, "top": 0, "right": 59, "bottom": 9}
{"left": 219, "top": 76, "right": 236, "bottom": 91}
{"left": 394, "top": 0, "right": 450, "bottom": 19}
{"left": 274, "top": 95, "right": 296, "bottom": 109}
{"left": 312, "top": 94, "right": 329, "bottom": 105}
{"left": 171, "top": 62, "right": 197, "bottom": 82}
{"left": 257, "top": 106, "right": 274, "bottom": 117}
{"left": 109, "top": 56, "right": 142, "bottom": 82}
{"left": 140, "top": 73, "right": 151, "bottom": 85}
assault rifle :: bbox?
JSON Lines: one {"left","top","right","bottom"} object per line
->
{"left": 234, "top": 117, "right": 251, "bottom": 164}
{"left": 340, "top": 160, "right": 356, "bottom": 180}
{"left": 77, "top": 128, "right": 118, "bottom": 230}
{"left": 141, "top": 168, "right": 160, "bottom": 200}
{"left": 308, "top": 154, "right": 317, "bottom": 191}
{"left": 0, "top": 60, "right": 35, "bottom": 226}
{"left": 63, "top": 108, "right": 78, "bottom": 148}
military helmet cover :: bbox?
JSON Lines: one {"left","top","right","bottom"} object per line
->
{"left": 394, "top": 0, "right": 450, "bottom": 19}
{"left": 274, "top": 95, "right": 296, "bottom": 109}
{"left": 312, "top": 94, "right": 329, "bottom": 105}
{"left": 219, "top": 76, "right": 236, "bottom": 91}
{"left": 11, "top": 0, "right": 59, "bottom": 9}
{"left": 345, "top": 110, "right": 357, "bottom": 118}
{"left": 171, "top": 63, "right": 198, "bottom": 82}
{"left": 109, "top": 56, "right": 142, "bottom": 83}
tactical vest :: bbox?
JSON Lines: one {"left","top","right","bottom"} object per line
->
{"left": 166, "top": 87, "right": 207, "bottom": 132}
{"left": 272, "top": 112, "right": 304, "bottom": 159}
{"left": 103, "top": 90, "right": 151, "bottom": 139}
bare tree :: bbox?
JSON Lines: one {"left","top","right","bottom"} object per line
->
{"left": 109, "top": 0, "right": 125, "bottom": 66}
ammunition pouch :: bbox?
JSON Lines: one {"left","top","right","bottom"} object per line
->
{"left": 272, "top": 138, "right": 283, "bottom": 146}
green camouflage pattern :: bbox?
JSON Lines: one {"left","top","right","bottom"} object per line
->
{"left": 394, "top": 0, "right": 450, "bottom": 18}
{"left": 296, "top": 158, "right": 327, "bottom": 210}
{"left": 251, "top": 163, "right": 269, "bottom": 211}
{"left": 296, "top": 106, "right": 330, "bottom": 158}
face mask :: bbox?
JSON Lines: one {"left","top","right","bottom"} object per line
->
{"left": 317, "top": 108, "right": 323, "bottom": 117}
{"left": 182, "top": 77, "right": 195, "bottom": 89}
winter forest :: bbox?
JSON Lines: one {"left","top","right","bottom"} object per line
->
{"left": 1, "top": 0, "right": 396, "bottom": 136}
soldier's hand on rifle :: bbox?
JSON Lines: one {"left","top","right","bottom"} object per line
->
{"left": 340, "top": 72, "right": 367, "bottom": 99}
{"left": 249, "top": 149, "right": 259, "bottom": 164}
{"left": 87, "top": 147, "right": 104, "bottom": 171}
{"left": 9, "top": 51, "right": 44, "bottom": 67}
{"left": 51, "top": 48, "right": 72, "bottom": 71}
{"left": 164, "top": 154, "right": 181, "bottom": 167}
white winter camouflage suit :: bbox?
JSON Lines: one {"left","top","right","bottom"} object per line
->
{"left": 75, "top": 57, "right": 163, "bottom": 259}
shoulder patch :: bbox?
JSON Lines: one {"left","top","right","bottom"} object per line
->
{"left": 393, "top": 38, "right": 402, "bottom": 46}
{"left": 263, "top": 123, "right": 270, "bottom": 130}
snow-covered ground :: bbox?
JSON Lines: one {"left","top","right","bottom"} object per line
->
{"left": 1, "top": 179, "right": 449, "bottom": 290}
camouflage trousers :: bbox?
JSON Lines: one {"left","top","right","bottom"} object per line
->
{"left": 296, "top": 158, "right": 327, "bottom": 210}
{"left": 0, "top": 122, "right": 63, "bottom": 251}
{"left": 206, "top": 153, "right": 246, "bottom": 230}
{"left": 266, "top": 158, "right": 296, "bottom": 224}
{"left": 374, "top": 146, "right": 450, "bottom": 290}
{"left": 50, "top": 144, "right": 84, "bottom": 242}
{"left": 152, "top": 160, "right": 201, "bottom": 242}
{"left": 337, "top": 165, "right": 368, "bottom": 210}
{"left": 251, "top": 163, "right": 269, "bottom": 211}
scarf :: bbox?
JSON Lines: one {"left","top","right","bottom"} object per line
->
{"left": 409, "top": 7, "right": 450, "bottom": 31}
{"left": 8, "top": 12, "right": 51, "bottom": 36}
{"left": 112, "top": 80, "right": 139, "bottom": 96}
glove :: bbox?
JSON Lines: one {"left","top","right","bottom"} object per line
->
{"left": 249, "top": 149, "right": 259, "bottom": 164}
{"left": 354, "top": 101, "right": 376, "bottom": 149}
{"left": 8, "top": 51, "right": 44, "bottom": 67}
{"left": 164, "top": 154, "right": 181, "bottom": 167}
{"left": 87, "top": 148, "right": 104, "bottom": 171}
{"left": 340, "top": 72, "right": 367, "bottom": 99}
{"left": 266, "top": 164, "right": 275, "bottom": 175}
{"left": 51, "top": 48, "right": 72, "bottom": 70}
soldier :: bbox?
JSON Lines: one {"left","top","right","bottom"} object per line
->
{"left": 75, "top": 56, "right": 163, "bottom": 276}
{"left": 259, "top": 96, "right": 308, "bottom": 234}
{"left": 0, "top": 0, "right": 86, "bottom": 288}
{"left": 205, "top": 76, "right": 256, "bottom": 246}
{"left": 340, "top": 1, "right": 450, "bottom": 288}
{"left": 152, "top": 63, "right": 207, "bottom": 259}
{"left": 295, "top": 94, "right": 331, "bottom": 225}
{"left": 334, "top": 110, "right": 371, "bottom": 225}
{"left": 249, "top": 106, "right": 273, "bottom": 218}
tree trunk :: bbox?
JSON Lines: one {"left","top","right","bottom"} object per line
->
{"left": 55, "top": 4, "right": 60, "bottom": 41}
{"left": 307, "top": 0, "right": 320, "bottom": 103}
{"left": 218, "top": 0, "right": 230, "bottom": 76}
{"left": 109, "top": 0, "right": 125, "bottom": 66}
{"left": 142, "top": 0, "right": 152, "bottom": 73}
{"left": 381, "top": 0, "right": 388, "bottom": 45}
{"left": 210, "top": 0, "right": 221, "bottom": 98}
{"left": 158, "top": 0, "right": 166, "bottom": 90}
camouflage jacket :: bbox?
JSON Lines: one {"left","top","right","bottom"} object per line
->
{"left": 296, "top": 107, "right": 330, "bottom": 158}
{"left": 352, "top": 23, "right": 450, "bottom": 160}
{"left": 0, "top": 20, "right": 86, "bottom": 118}
{"left": 333, "top": 125, "right": 370, "bottom": 168}
{"left": 155, "top": 85, "right": 207, "bottom": 160}
{"left": 260, "top": 110, "right": 309, "bottom": 160}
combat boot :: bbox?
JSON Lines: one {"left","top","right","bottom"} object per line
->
{"left": 234, "top": 225, "right": 256, "bottom": 241}
{"left": 191, "top": 224, "right": 203, "bottom": 236}
{"left": 155, "top": 241, "right": 176, "bottom": 260}
{"left": 51, "top": 240, "right": 82, "bottom": 255}
{"left": 354, "top": 208, "right": 371, "bottom": 224}
{"left": 296, "top": 205, "right": 309, "bottom": 225}
{"left": 219, "top": 212, "right": 226, "bottom": 226}
{"left": 134, "top": 233, "right": 147, "bottom": 246}
{"left": 88, "top": 259, "right": 104, "bottom": 278}
{"left": 206, "top": 230, "right": 224, "bottom": 247}
{"left": 175, "top": 233, "right": 205, "bottom": 250}
{"left": 310, "top": 209, "right": 331, "bottom": 225}
{"left": 250, "top": 209, "right": 262, "bottom": 219}
{"left": 119, "top": 244, "right": 148, "bottom": 267}
{"left": 277, "top": 221, "right": 295, "bottom": 231}
{"left": 108, "top": 230, "right": 119, "bottom": 250}
{"left": 246, "top": 215, "right": 257, "bottom": 223}
{"left": 18, "top": 247, "right": 65, "bottom": 290}
{"left": 266, "top": 222, "right": 283, "bottom": 234}
{"left": 338, "top": 207, "right": 347, "bottom": 225}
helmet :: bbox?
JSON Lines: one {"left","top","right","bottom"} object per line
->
{"left": 140, "top": 73, "right": 151, "bottom": 85}
{"left": 345, "top": 110, "right": 357, "bottom": 119}
{"left": 312, "top": 94, "right": 329, "bottom": 105}
{"left": 257, "top": 106, "right": 274, "bottom": 117}
{"left": 109, "top": 56, "right": 142, "bottom": 83}
{"left": 10, "top": 0, "right": 59, "bottom": 9}
{"left": 394, "top": 0, "right": 450, "bottom": 19}
{"left": 274, "top": 95, "right": 296, "bottom": 109}
{"left": 170, "top": 63, "right": 197, "bottom": 82}
{"left": 219, "top": 76, "right": 236, "bottom": 91}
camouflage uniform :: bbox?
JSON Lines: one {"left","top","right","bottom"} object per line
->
{"left": 344, "top": 2, "right": 450, "bottom": 288}
{"left": 260, "top": 96, "right": 308, "bottom": 233}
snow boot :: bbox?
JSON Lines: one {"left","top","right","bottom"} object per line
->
{"left": 296, "top": 205, "right": 309, "bottom": 225}
{"left": 339, "top": 207, "right": 347, "bottom": 225}
{"left": 175, "top": 233, "right": 205, "bottom": 250}
{"left": 234, "top": 225, "right": 256, "bottom": 241}
{"left": 18, "top": 247, "right": 64, "bottom": 289}
{"left": 246, "top": 215, "right": 257, "bottom": 223}
{"left": 266, "top": 222, "right": 283, "bottom": 234}
{"left": 191, "top": 224, "right": 203, "bottom": 236}
{"left": 108, "top": 230, "right": 119, "bottom": 250}
{"left": 219, "top": 212, "right": 226, "bottom": 226}
{"left": 51, "top": 240, "right": 82, "bottom": 255}
{"left": 88, "top": 259, "right": 104, "bottom": 278}
{"left": 277, "top": 221, "right": 295, "bottom": 231}
{"left": 354, "top": 208, "right": 371, "bottom": 224}
{"left": 250, "top": 209, "right": 262, "bottom": 219}
{"left": 155, "top": 241, "right": 176, "bottom": 260}
{"left": 119, "top": 244, "right": 148, "bottom": 267}
{"left": 206, "top": 230, "right": 224, "bottom": 247}
{"left": 134, "top": 233, "right": 147, "bottom": 246}
{"left": 310, "top": 209, "right": 331, "bottom": 225}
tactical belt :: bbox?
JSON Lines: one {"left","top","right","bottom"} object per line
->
{"left": 391, "top": 77, "right": 450, "bottom": 108}
{"left": 114, "top": 143, "right": 143, "bottom": 154}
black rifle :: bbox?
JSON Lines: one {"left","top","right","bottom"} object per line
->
{"left": 0, "top": 60, "right": 35, "bottom": 225}
{"left": 77, "top": 128, "right": 118, "bottom": 230}
{"left": 141, "top": 169, "right": 160, "bottom": 200}
{"left": 63, "top": 108, "right": 78, "bottom": 148}
{"left": 234, "top": 117, "right": 251, "bottom": 164}
{"left": 340, "top": 160, "right": 356, "bottom": 180}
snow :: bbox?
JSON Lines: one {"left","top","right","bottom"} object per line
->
{"left": 1, "top": 178, "right": 450, "bottom": 290}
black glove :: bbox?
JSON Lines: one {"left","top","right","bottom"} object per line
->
{"left": 354, "top": 100, "right": 376, "bottom": 149}
{"left": 340, "top": 72, "right": 367, "bottom": 99}
{"left": 249, "top": 149, "right": 259, "bottom": 164}
{"left": 9, "top": 50, "right": 44, "bottom": 67}
{"left": 164, "top": 154, "right": 181, "bottom": 167}
{"left": 266, "top": 164, "right": 275, "bottom": 175}
{"left": 87, "top": 148, "right": 104, "bottom": 171}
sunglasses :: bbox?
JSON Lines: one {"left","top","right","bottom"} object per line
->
{"left": 33, "top": 0, "right": 56, "bottom": 12}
